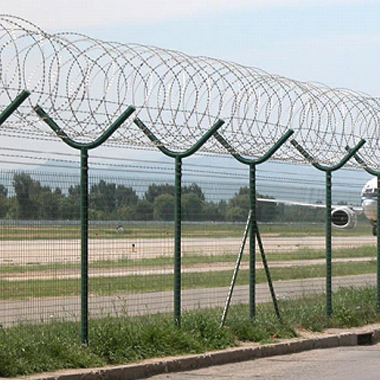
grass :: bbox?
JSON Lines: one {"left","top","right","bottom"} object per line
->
{"left": 0, "top": 243, "right": 376, "bottom": 300}
{"left": 0, "top": 222, "right": 372, "bottom": 240}
{"left": 264, "top": 244, "right": 376, "bottom": 261}
{"left": 0, "top": 286, "right": 379, "bottom": 377}
{"left": 0, "top": 260, "right": 377, "bottom": 299}
{"left": 0, "top": 222, "right": 376, "bottom": 375}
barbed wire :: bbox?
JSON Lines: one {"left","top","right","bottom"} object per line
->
{"left": 0, "top": 15, "right": 379, "bottom": 168}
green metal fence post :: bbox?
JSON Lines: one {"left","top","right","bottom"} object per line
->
{"left": 34, "top": 104, "right": 136, "bottom": 343}
{"left": 0, "top": 90, "right": 30, "bottom": 126}
{"left": 249, "top": 164, "right": 256, "bottom": 318}
{"left": 214, "top": 129, "right": 294, "bottom": 319}
{"left": 80, "top": 147, "right": 89, "bottom": 342}
{"left": 174, "top": 156, "right": 182, "bottom": 325}
{"left": 254, "top": 220, "right": 282, "bottom": 321}
{"left": 291, "top": 139, "right": 365, "bottom": 315}
{"left": 134, "top": 118, "right": 224, "bottom": 326}
{"left": 221, "top": 210, "right": 253, "bottom": 327}
{"left": 325, "top": 171, "right": 332, "bottom": 315}
{"left": 345, "top": 147, "right": 380, "bottom": 311}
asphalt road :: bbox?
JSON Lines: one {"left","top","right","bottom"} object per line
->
{"left": 0, "top": 273, "right": 375, "bottom": 326}
{"left": 145, "top": 343, "right": 380, "bottom": 380}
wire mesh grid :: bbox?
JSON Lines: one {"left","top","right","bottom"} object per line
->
{"left": 0, "top": 150, "right": 375, "bottom": 326}
{"left": 0, "top": 171, "right": 81, "bottom": 326}
{"left": 0, "top": 15, "right": 378, "bottom": 332}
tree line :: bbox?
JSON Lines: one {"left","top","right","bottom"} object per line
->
{"left": 0, "top": 172, "right": 326, "bottom": 223}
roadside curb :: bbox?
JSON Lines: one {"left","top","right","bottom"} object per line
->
{"left": 7, "top": 327, "right": 380, "bottom": 380}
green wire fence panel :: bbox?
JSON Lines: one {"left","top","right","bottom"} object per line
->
{"left": 0, "top": 15, "right": 378, "bottom": 169}
{"left": 33, "top": 104, "right": 136, "bottom": 343}
{"left": 0, "top": 161, "right": 374, "bottom": 327}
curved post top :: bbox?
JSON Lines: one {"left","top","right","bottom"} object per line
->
{"left": 291, "top": 138, "right": 366, "bottom": 172}
{"left": 34, "top": 104, "right": 136, "bottom": 150}
{"left": 345, "top": 145, "right": 380, "bottom": 177}
{"left": 214, "top": 129, "right": 294, "bottom": 166}
{"left": 134, "top": 118, "right": 224, "bottom": 159}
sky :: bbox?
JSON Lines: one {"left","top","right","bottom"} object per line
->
{"left": 2, "top": 0, "right": 380, "bottom": 97}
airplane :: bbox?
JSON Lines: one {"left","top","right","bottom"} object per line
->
{"left": 360, "top": 177, "right": 377, "bottom": 235}
{"left": 257, "top": 177, "right": 378, "bottom": 235}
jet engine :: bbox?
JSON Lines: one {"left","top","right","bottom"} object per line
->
{"left": 331, "top": 206, "right": 357, "bottom": 230}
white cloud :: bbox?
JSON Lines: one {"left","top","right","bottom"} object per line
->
{"left": 1, "top": 0, "right": 378, "bottom": 31}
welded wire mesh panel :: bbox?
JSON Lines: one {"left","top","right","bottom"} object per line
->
{"left": 178, "top": 161, "right": 376, "bottom": 313}
{"left": 0, "top": 170, "right": 81, "bottom": 327}
{"left": 86, "top": 172, "right": 176, "bottom": 319}
{"left": 253, "top": 168, "right": 376, "bottom": 307}
{"left": 0, "top": 147, "right": 377, "bottom": 326}
{"left": 179, "top": 175, "right": 249, "bottom": 312}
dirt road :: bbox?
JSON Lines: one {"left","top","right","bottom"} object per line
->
{"left": 0, "top": 235, "right": 375, "bottom": 265}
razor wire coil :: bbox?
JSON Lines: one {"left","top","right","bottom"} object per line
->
{"left": 1, "top": 15, "right": 380, "bottom": 168}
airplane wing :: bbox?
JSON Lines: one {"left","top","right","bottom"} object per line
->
{"left": 256, "top": 197, "right": 363, "bottom": 230}
{"left": 257, "top": 198, "right": 363, "bottom": 213}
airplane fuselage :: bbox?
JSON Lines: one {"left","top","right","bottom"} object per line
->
{"left": 361, "top": 177, "right": 377, "bottom": 229}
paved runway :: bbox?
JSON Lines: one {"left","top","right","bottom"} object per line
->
{"left": 0, "top": 273, "right": 375, "bottom": 326}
